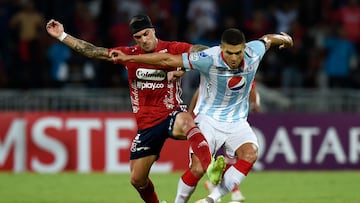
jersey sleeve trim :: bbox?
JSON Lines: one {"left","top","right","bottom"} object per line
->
{"left": 182, "top": 53, "right": 194, "bottom": 70}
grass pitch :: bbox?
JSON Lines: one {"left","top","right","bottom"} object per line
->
{"left": 0, "top": 171, "right": 359, "bottom": 203}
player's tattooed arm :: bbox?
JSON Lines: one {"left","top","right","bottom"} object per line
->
{"left": 62, "top": 35, "right": 111, "bottom": 61}
{"left": 46, "top": 19, "right": 111, "bottom": 61}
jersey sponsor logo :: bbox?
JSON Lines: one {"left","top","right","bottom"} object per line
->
{"left": 136, "top": 81, "right": 165, "bottom": 90}
{"left": 130, "top": 133, "right": 150, "bottom": 152}
{"left": 130, "top": 142, "right": 150, "bottom": 152}
{"left": 136, "top": 68, "right": 166, "bottom": 81}
{"left": 130, "top": 81, "right": 140, "bottom": 113}
{"left": 163, "top": 83, "right": 175, "bottom": 109}
{"left": 227, "top": 76, "right": 246, "bottom": 91}
{"left": 136, "top": 146, "right": 150, "bottom": 151}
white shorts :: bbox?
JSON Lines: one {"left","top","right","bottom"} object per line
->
{"left": 192, "top": 114, "right": 259, "bottom": 158}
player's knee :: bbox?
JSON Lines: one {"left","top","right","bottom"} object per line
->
{"left": 190, "top": 157, "right": 206, "bottom": 177}
{"left": 240, "top": 150, "right": 258, "bottom": 164}
{"left": 237, "top": 144, "right": 258, "bottom": 164}
{"left": 238, "top": 149, "right": 258, "bottom": 163}
{"left": 175, "top": 112, "right": 196, "bottom": 132}
{"left": 190, "top": 163, "right": 206, "bottom": 177}
{"left": 246, "top": 151, "right": 258, "bottom": 163}
{"left": 130, "top": 175, "right": 146, "bottom": 188}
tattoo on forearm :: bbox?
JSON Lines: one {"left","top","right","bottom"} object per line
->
{"left": 75, "top": 40, "right": 106, "bottom": 58}
{"left": 68, "top": 36, "right": 109, "bottom": 60}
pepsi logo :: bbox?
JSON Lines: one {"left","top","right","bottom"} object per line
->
{"left": 227, "top": 76, "right": 246, "bottom": 91}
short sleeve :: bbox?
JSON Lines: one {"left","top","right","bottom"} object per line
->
{"left": 182, "top": 51, "right": 213, "bottom": 72}
{"left": 246, "top": 40, "right": 266, "bottom": 59}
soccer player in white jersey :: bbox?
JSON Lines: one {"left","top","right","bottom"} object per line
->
{"left": 188, "top": 45, "right": 261, "bottom": 203}
{"left": 193, "top": 81, "right": 260, "bottom": 203}
{"left": 109, "top": 28, "right": 293, "bottom": 203}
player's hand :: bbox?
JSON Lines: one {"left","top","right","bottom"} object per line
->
{"left": 109, "top": 49, "right": 127, "bottom": 62}
{"left": 167, "top": 70, "right": 184, "bottom": 82}
{"left": 278, "top": 32, "right": 293, "bottom": 49}
{"left": 46, "top": 19, "right": 64, "bottom": 39}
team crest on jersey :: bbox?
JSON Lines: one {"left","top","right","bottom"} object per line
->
{"left": 199, "top": 51, "right": 208, "bottom": 57}
{"left": 227, "top": 76, "right": 246, "bottom": 91}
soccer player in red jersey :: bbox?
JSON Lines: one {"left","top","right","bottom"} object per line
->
{"left": 46, "top": 14, "right": 213, "bottom": 203}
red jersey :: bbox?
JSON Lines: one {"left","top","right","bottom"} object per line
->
{"left": 111, "top": 40, "right": 192, "bottom": 130}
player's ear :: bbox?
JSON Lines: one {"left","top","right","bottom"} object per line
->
{"left": 220, "top": 43, "right": 224, "bottom": 50}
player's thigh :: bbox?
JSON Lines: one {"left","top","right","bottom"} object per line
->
{"left": 225, "top": 121, "right": 259, "bottom": 158}
{"left": 130, "top": 155, "right": 157, "bottom": 184}
{"left": 195, "top": 114, "right": 225, "bottom": 155}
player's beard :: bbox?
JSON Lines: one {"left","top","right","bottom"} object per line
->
{"left": 142, "top": 38, "right": 157, "bottom": 53}
{"left": 142, "top": 44, "right": 154, "bottom": 52}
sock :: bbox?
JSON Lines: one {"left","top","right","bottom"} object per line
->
{"left": 209, "top": 159, "right": 252, "bottom": 202}
{"left": 174, "top": 169, "right": 200, "bottom": 203}
{"left": 233, "top": 159, "right": 253, "bottom": 176}
{"left": 135, "top": 179, "right": 159, "bottom": 203}
{"left": 205, "top": 180, "right": 216, "bottom": 192}
{"left": 225, "top": 163, "right": 231, "bottom": 172}
{"left": 225, "top": 163, "right": 239, "bottom": 192}
{"left": 186, "top": 127, "right": 211, "bottom": 169}
{"left": 182, "top": 168, "right": 201, "bottom": 186}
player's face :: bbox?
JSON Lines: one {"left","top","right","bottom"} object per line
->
{"left": 133, "top": 28, "right": 158, "bottom": 53}
{"left": 221, "top": 43, "right": 245, "bottom": 69}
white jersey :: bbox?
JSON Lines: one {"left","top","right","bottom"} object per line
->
{"left": 182, "top": 40, "right": 266, "bottom": 122}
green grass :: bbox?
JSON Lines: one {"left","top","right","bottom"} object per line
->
{"left": 0, "top": 171, "right": 359, "bottom": 203}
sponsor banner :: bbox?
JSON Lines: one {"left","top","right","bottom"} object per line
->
{"left": 249, "top": 113, "right": 360, "bottom": 170}
{"left": 0, "top": 112, "right": 189, "bottom": 173}
{"left": 1, "top": 112, "right": 359, "bottom": 172}
{"left": 0, "top": 112, "right": 25, "bottom": 172}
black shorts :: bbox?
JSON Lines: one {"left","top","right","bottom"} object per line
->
{"left": 130, "top": 110, "right": 183, "bottom": 160}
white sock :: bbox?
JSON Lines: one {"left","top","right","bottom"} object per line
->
{"left": 205, "top": 180, "right": 216, "bottom": 192}
{"left": 209, "top": 166, "right": 245, "bottom": 201}
{"left": 174, "top": 178, "right": 196, "bottom": 203}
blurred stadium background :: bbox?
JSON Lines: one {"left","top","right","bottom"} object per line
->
{"left": 1, "top": 0, "right": 360, "bottom": 202}
{"left": 0, "top": 0, "right": 360, "bottom": 112}
{"left": 0, "top": 0, "right": 359, "bottom": 166}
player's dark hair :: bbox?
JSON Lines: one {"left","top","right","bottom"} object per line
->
{"left": 221, "top": 28, "right": 246, "bottom": 45}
